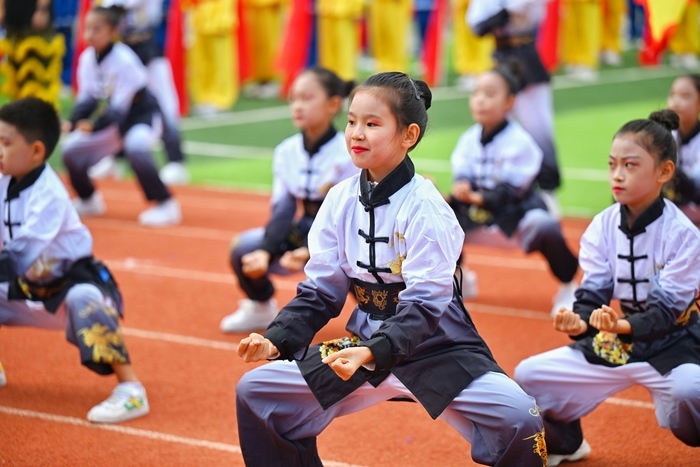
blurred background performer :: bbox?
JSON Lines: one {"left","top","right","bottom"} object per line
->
{"left": 468, "top": 0, "right": 563, "bottom": 219}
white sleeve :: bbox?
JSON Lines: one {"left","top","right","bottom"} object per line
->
{"left": 450, "top": 131, "right": 473, "bottom": 181}
{"left": 270, "top": 144, "right": 289, "bottom": 206}
{"left": 75, "top": 51, "right": 93, "bottom": 101}
{"left": 466, "top": 0, "right": 505, "bottom": 29}
{"left": 7, "top": 194, "right": 68, "bottom": 275}
{"left": 108, "top": 52, "right": 146, "bottom": 114}
{"left": 578, "top": 215, "right": 614, "bottom": 297}
{"left": 499, "top": 135, "right": 543, "bottom": 190}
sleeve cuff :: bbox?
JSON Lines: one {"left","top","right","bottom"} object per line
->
{"left": 362, "top": 335, "right": 392, "bottom": 371}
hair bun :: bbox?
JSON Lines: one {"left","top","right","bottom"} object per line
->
{"left": 415, "top": 80, "right": 433, "bottom": 110}
{"left": 649, "top": 109, "right": 680, "bottom": 131}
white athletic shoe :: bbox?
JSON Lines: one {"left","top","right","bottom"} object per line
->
{"left": 220, "top": 298, "right": 278, "bottom": 333}
{"left": 565, "top": 65, "right": 598, "bottom": 82}
{"left": 547, "top": 439, "right": 591, "bottom": 466}
{"left": 138, "top": 199, "right": 182, "bottom": 227}
{"left": 87, "top": 384, "right": 150, "bottom": 424}
{"left": 600, "top": 49, "right": 622, "bottom": 66}
{"left": 88, "top": 155, "right": 124, "bottom": 180}
{"left": 551, "top": 281, "right": 578, "bottom": 317}
{"left": 459, "top": 269, "right": 479, "bottom": 300}
{"left": 159, "top": 162, "right": 190, "bottom": 186}
{"left": 0, "top": 360, "right": 7, "bottom": 388}
{"left": 73, "top": 191, "right": 106, "bottom": 217}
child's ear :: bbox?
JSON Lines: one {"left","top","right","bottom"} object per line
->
{"left": 31, "top": 140, "right": 46, "bottom": 162}
{"left": 402, "top": 123, "right": 420, "bottom": 149}
{"left": 658, "top": 159, "right": 675, "bottom": 184}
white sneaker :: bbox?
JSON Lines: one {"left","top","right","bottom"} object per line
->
{"left": 0, "top": 360, "right": 7, "bottom": 387}
{"left": 459, "top": 269, "right": 478, "bottom": 300}
{"left": 565, "top": 65, "right": 598, "bottom": 82}
{"left": 159, "top": 162, "right": 190, "bottom": 186}
{"left": 73, "top": 191, "right": 106, "bottom": 217}
{"left": 547, "top": 439, "right": 591, "bottom": 466}
{"left": 87, "top": 384, "right": 149, "bottom": 424}
{"left": 540, "top": 190, "right": 562, "bottom": 221}
{"left": 220, "top": 298, "right": 278, "bottom": 333}
{"left": 138, "top": 199, "right": 182, "bottom": 227}
{"left": 551, "top": 281, "right": 578, "bottom": 317}
{"left": 88, "top": 155, "right": 125, "bottom": 180}
{"left": 600, "top": 49, "right": 622, "bottom": 66}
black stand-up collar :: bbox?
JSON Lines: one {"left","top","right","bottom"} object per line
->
{"left": 7, "top": 164, "right": 46, "bottom": 200}
{"left": 303, "top": 125, "right": 336, "bottom": 157}
{"left": 680, "top": 120, "right": 700, "bottom": 146}
{"left": 96, "top": 42, "right": 115, "bottom": 64}
{"left": 480, "top": 120, "right": 509, "bottom": 145}
{"left": 619, "top": 196, "right": 665, "bottom": 236}
{"left": 359, "top": 156, "right": 415, "bottom": 209}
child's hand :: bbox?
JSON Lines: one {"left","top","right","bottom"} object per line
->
{"left": 452, "top": 180, "right": 473, "bottom": 203}
{"left": 279, "top": 247, "right": 310, "bottom": 271}
{"left": 237, "top": 333, "right": 279, "bottom": 362}
{"left": 75, "top": 120, "right": 94, "bottom": 132}
{"left": 241, "top": 249, "right": 271, "bottom": 278}
{"left": 553, "top": 308, "right": 587, "bottom": 335}
{"left": 322, "top": 346, "right": 374, "bottom": 381}
{"left": 589, "top": 305, "right": 618, "bottom": 332}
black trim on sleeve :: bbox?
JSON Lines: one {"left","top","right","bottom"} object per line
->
{"left": 471, "top": 8, "right": 510, "bottom": 36}
{"left": 362, "top": 335, "right": 393, "bottom": 371}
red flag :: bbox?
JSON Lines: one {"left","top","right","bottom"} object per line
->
{"left": 72, "top": 0, "right": 92, "bottom": 92}
{"left": 536, "top": 0, "right": 560, "bottom": 72}
{"left": 165, "top": 0, "right": 188, "bottom": 116}
{"left": 421, "top": 0, "right": 447, "bottom": 87}
{"left": 276, "top": 0, "right": 313, "bottom": 98}
{"left": 635, "top": 0, "right": 690, "bottom": 66}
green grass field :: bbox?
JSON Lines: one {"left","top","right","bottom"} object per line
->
{"left": 41, "top": 62, "right": 683, "bottom": 218}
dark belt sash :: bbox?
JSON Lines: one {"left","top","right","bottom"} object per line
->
{"left": 351, "top": 278, "right": 406, "bottom": 320}
{"left": 495, "top": 34, "right": 535, "bottom": 48}
{"left": 301, "top": 199, "right": 323, "bottom": 217}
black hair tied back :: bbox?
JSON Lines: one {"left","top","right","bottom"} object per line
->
{"left": 493, "top": 58, "right": 525, "bottom": 95}
{"left": 648, "top": 109, "right": 680, "bottom": 132}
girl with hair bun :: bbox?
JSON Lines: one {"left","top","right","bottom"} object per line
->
{"left": 515, "top": 109, "right": 700, "bottom": 465}
{"left": 449, "top": 62, "right": 579, "bottom": 317}
{"left": 220, "top": 67, "right": 359, "bottom": 334}
{"left": 234, "top": 72, "right": 547, "bottom": 466}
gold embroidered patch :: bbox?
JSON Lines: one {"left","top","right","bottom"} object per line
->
{"left": 354, "top": 285, "right": 370, "bottom": 305}
{"left": 523, "top": 428, "right": 547, "bottom": 466}
{"left": 372, "top": 289, "right": 388, "bottom": 310}
{"left": 78, "top": 324, "right": 127, "bottom": 364}
{"left": 676, "top": 299, "right": 699, "bottom": 326}
{"left": 387, "top": 253, "right": 406, "bottom": 275}
{"left": 468, "top": 205, "right": 493, "bottom": 224}
{"left": 319, "top": 335, "right": 362, "bottom": 359}
{"left": 592, "top": 332, "right": 633, "bottom": 365}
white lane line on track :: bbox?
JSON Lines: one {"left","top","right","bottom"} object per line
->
{"left": 0, "top": 406, "right": 365, "bottom": 467}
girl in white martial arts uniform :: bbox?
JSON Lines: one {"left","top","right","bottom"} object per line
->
{"left": 449, "top": 61, "right": 578, "bottom": 316}
{"left": 61, "top": 6, "right": 181, "bottom": 227}
{"left": 666, "top": 73, "right": 700, "bottom": 224}
{"left": 0, "top": 97, "right": 149, "bottom": 424}
{"left": 235, "top": 72, "right": 547, "bottom": 467}
{"left": 219, "top": 67, "right": 359, "bottom": 334}
{"left": 515, "top": 110, "right": 700, "bottom": 466}
{"left": 467, "top": 0, "right": 563, "bottom": 218}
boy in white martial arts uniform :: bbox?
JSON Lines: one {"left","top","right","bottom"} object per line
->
{"left": 235, "top": 72, "right": 547, "bottom": 466}
{"left": 0, "top": 97, "right": 149, "bottom": 424}
{"left": 449, "top": 61, "right": 578, "bottom": 315}
{"left": 62, "top": 5, "right": 181, "bottom": 227}
{"left": 467, "top": 0, "right": 563, "bottom": 218}
{"left": 515, "top": 110, "right": 700, "bottom": 465}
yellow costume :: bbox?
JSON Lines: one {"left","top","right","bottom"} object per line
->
{"left": 368, "top": 0, "right": 413, "bottom": 72}
{"left": 0, "top": 34, "right": 65, "bottom": 107}
{"left": 560, "top": 0, "right": 602, "bottom": 69}
{"left": 668, "top": 0, "right": 699, "bottom": 59}
{"left": 185, "top": 0, "right": 239, "bottom": 111}
{"left": 452, "top": 0, "right": 494, "bottom": 78}
{"left": 316, "top": 0, "right": 364, "bottom": 82}
{"left": 600, "top": 0, "right": 626, "bottom": 56}
{"left": 242, "top": 0, "right": 286, "bottom": 85}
